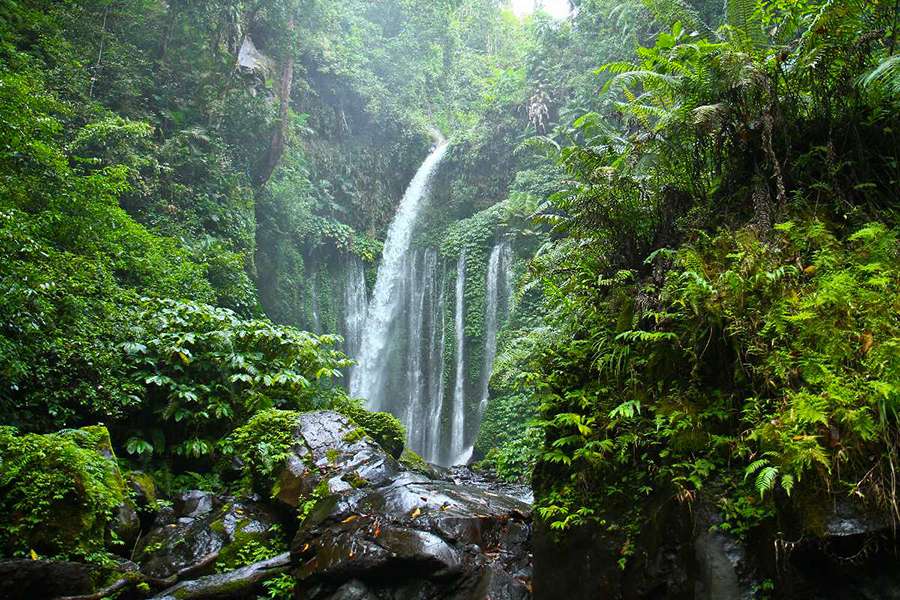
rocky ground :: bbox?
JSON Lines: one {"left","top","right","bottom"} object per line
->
{"left": 0, "top": 411, "right": 532, "bottom": 600}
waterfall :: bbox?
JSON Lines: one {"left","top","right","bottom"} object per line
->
{"left": 448, "top": 241, "right": 514, "bottom": 465}
{"left": 479, "top": 241, "right": 510, "bottom": 415}
{"left": 351, "top": 139, "right": 449, "bottom": 409}
{"left": 309, "top": 274, "right": 321, "bottom": 333}
{"left": 449, "top": 251, "right": 467, "bottom": 463}
{"left": 426, "top": 259, "right": 446, "bottom": 464}
{"left": 402, "top": 248, "right": 447, "bottom": 463}
{"left": 343, "top": 257, "right": 367, "bottom": 360}
{"left": 404, "top": 252, "right": 426, "bottom": 440}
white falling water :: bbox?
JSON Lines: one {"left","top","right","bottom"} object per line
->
{"left": 405, "top": 253, "right": 426, "bottom": 436}
{"left": 479, "top": 241, "right": 510, "bottom": 414}
{"left": 351, "top": 139, "right": 449, "bottom": 409}
{"left": 309, "top": 274, "right": 321, "bottom": 333}
{"left": 451, "top": 241, "right": 514, "bottom": 464}
{"left": 449, "top": 251, "right": 467, "bottom": 463}
{"left": 342, "top": 257, "right": 367, "bottom": 360}
{"left": 427, "top": 260, "right": 447, "bottom": 464}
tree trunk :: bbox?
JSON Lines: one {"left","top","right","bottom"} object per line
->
{"left": 256, "top": 17, "right": 296, "bottom": 186}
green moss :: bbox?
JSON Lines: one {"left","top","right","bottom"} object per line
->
{"left": 342, "top": 428, "right": 366, "bottom": 444}
{"left": 325, "top": 449, "right": 340, "bottom": 464}
{"left": 229, "top": 410, "right": 301, "bottom": 494}
{"left": 334, "top": 399, "right": 405, "bottom": 458}
{"left": 215, "top": 523, "right": 286, "bottom": 572}
{"left": 343, "top": 471, "right": 369, "bottom": 489}
{"left": 298, "top": 481, "right": 334, "bottom": 529}
{"left": 0, "top": 426, "right": 126, "bottom": 559}
{"left": 126, "top": 471, "right": 158, "bottom": 506}
{"left": 399, "top": 448, "right": 429, "bottom": 472}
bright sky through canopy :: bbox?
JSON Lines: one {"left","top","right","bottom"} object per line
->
{"left": 510, "top": 0, "right": 571, "bottom": 19}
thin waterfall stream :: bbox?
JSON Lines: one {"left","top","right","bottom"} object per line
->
{"left": 449, "top": 251, "right": 467, "bottom": 464}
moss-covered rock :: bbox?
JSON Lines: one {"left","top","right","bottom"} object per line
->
{"left": 0, "top": 425, "right": 126, "bottom": 559}
{"left": 134, "top": 492, "right": 283, "bottom": 579}
{"left": 399, "top": 447, "right": 432, "bottom": 475}
{"left": 334, "top": 399, "right": 405, "bottom": 458}
{"left": 229, "top": 409, "right": 302, "bottom": 495}
{"left": 126, "top": 471, "right": 158, "bottom": 508}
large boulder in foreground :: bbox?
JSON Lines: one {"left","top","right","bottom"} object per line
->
{"left": 251, "top": 410, "right": 533, "bottom": 600}
{"left": 0, "top": 559, "right": 97, "bottom": 600}
{"left": 134, "top": 491, "right": 283, "bottom": 579}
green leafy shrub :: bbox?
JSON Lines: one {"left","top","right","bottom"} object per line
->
{"left": 0, "top": 426, "right": 126, "bottom": 559}
{"left": 523, "top": 1, "right": 900, "bottom": 561}
{"left": 530, "top": 220, "right": 899, "bottom": 541}
{"left": 123, "top": 299, "right": 352, "bottom": 460}
{"left": 0, "top": 70, "right": 215, "bottom": 431}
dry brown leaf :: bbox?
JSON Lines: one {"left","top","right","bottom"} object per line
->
{"left": 861, "top": 332, "right": 874, "bottom": 355}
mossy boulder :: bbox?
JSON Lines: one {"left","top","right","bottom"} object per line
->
{"left": 126, "top": 471, "right": 158, "bottom": 508}
{"left": 230, "top": 406, "right": 405, "bottom": 502}
{"left": 0, "top": 425, "right": 127, "bottom": 559}
{"left": 399, "top": 447, "right": 442, "bottom": 479}
{"left": 231, "top": 410, "right": 402, "bottom": 512}
{"left": 134, "top": 492, "right": 282, "bottom": 579}
{"left": 334, "top": 399, "right": 405, "bottom": 458}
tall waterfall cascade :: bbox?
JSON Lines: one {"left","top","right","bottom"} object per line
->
{"left": 453, "top": 241, "right": 514, "bottom": 464}
{"left": 350, "top": 139, "right": 449, "bottom": 409}
{"left": 342, "top": 257, "right": 367, "bottom": 366}
{"left": 479, "top": 241, "right": 513, "bottom": 414}
{"left": 345, "top": 137, "right": 515, "bottom": 467}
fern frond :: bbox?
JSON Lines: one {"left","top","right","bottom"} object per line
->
{"left": 860, "top": 55, "right": 900, "bottom": 95}
{"left": 755, "top": 466, "right": 779, "bottom": 497}
{"left": 640, "top": 0, "right": 713, "bottom": 37}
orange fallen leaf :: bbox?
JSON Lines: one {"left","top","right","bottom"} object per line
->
{"left": 410, "top": 507, "right": 422, "bottom": 519}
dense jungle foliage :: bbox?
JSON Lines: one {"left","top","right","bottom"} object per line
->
{"left": 510, "top": 0, "right": 900, "bottom": 563}
{"left": 0, "top": 0, "right": 898, "bottom": 594}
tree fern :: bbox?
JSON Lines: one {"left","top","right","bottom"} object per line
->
{"left": 725, "top": 0, "right": 764, "bottom": 43}
{"left": 640, "top": 0, "right": 713, "bottom": 37}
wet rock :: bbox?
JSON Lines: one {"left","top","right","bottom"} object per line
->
{"left": 692, "top": 504, "right": 757, "bottom": 600}
{"left": 127, "top": 470, "right": 158, "bottom": 508}
{"left": 825, "top": 497, "right": 890, "bottom": 537}
{"left": 135, "top": 493, "right": 280, "bottom": 579}
{"left": 273, "top": 411, "right": 402, "bottom": 509}
{"left": 0, "top": 559, "right": 96, "bottom": 600}
{"left": 783, "top": 498, "right": 900, "bottom": 599}
{"left": 175, "top": 490, "right": 216, "bottom": 519}
{"left": 273, "top": 412, "right": 532, "bottom": 600}
{"left": 111, "top": 500, "right": 142, "bottom": 552}
{"left": 151, "top": 552, "right": 291, "bottom": 600}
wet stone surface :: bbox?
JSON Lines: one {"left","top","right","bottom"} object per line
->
{"left": 134, "top": 491, "right": 281, "bottom": 579}
{"left": 282, "top": 411, "right": 533, "bottom": 600}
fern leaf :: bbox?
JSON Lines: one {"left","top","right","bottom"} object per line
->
{"left": 755, "top": 466, "right": 778, "bottom": 497}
